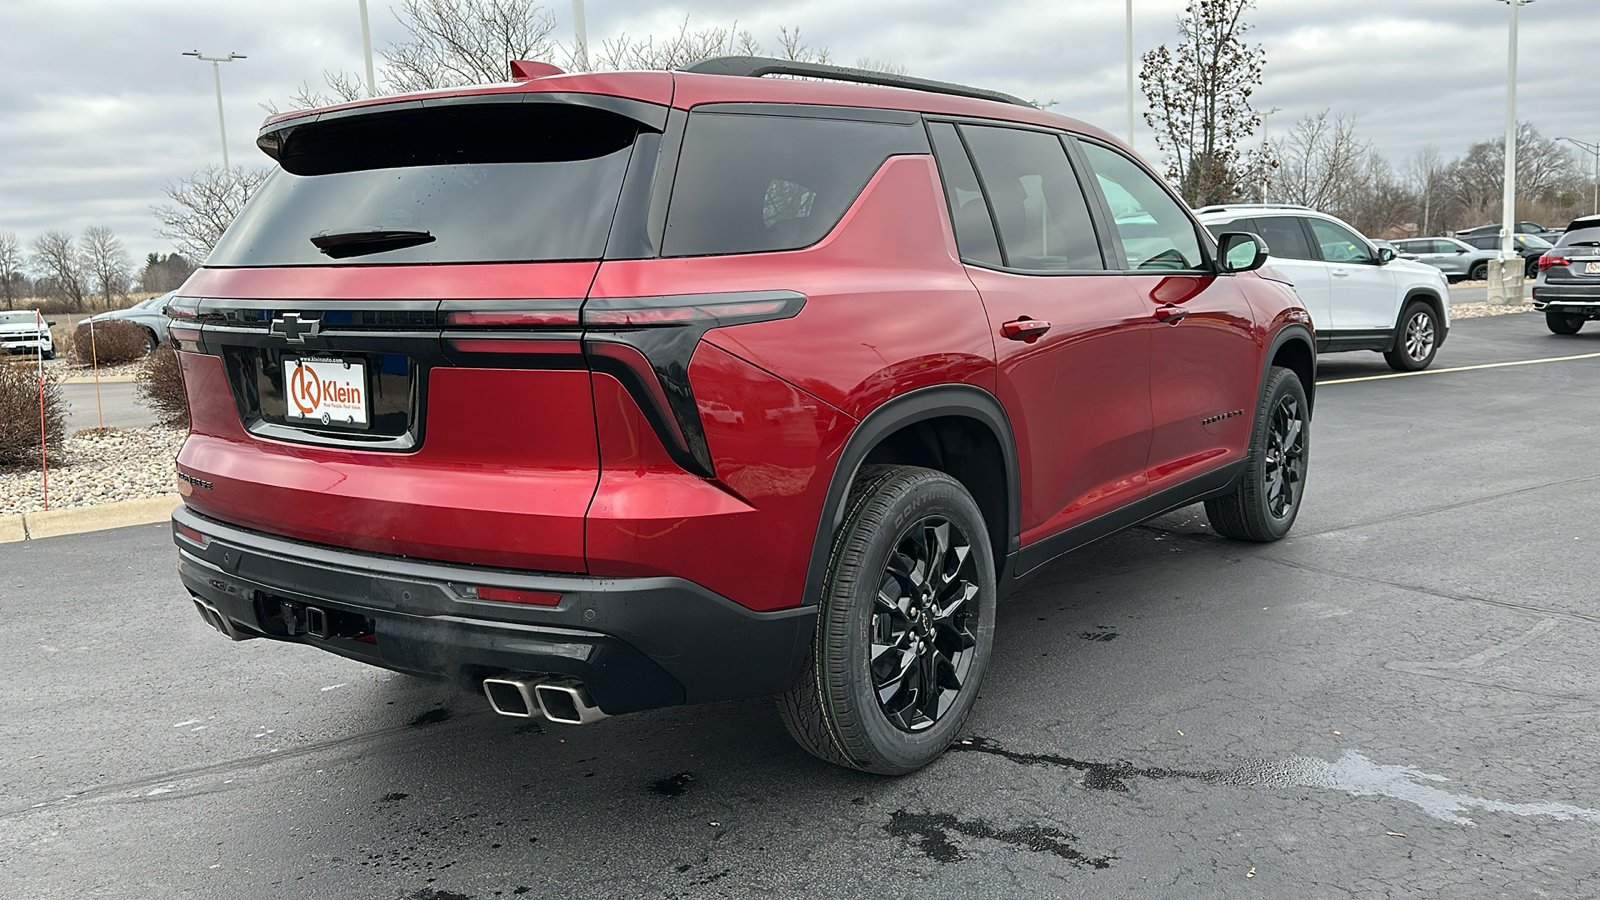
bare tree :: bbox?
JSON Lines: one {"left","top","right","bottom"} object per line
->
{"left": 0, "top": 231, "right": 21, "bottom": 310}
{"left": 80, "top": 226, "right": 131, "bottom": 309}
{"left": 1140, "top": 0, "right": 1265, "bottom": 206}
{"left": 1273, "top": 110, "right": 1368, "bottom": 212}
{"left": 1441, "top": 124, "right": 1579, "bottom": 228}
{"left": 1405, "top": 145, "right": 1445, "bottom": 236}
{"left": 591, "top": 18, "right": 762, "bottom": 72}
{"left": 152, "top": 166, "right": 270, "bottom": 261}
{"left": 384, "top": 0, "right": 562, "bottom": 91}
{"left": 30, "top": 230, "right": 86, "bottom": 310}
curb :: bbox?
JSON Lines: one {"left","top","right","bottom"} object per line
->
{"left": 0, "top": 494, "right": 180, "bottom": 543}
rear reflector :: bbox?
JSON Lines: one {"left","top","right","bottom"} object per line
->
{"left": 473, "top": 586, "right": 563, "bottom": 606}
{"left": 446, "top": 309, "right": 581, "bottom": 327}
{"left": 1539, "top": 254, "right": 1570, "bottom": 271}
{"left": 176, "top": 524, "right": 208, "bottom": 546}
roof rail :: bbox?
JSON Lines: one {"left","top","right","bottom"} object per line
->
{"left": 679, "top": 56, "right": 1034, "bottom": 109}
{"left": 1194, "top": 203, "right": 1311, "bottom": 214}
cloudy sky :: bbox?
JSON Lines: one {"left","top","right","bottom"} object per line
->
{"left": 0, "top": 0, "right": 1594, "bottom": 267}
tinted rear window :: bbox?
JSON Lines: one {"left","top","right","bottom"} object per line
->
{"left": 208, "top": 104, "right": 643, "bottom": 266}
{"left": 662, "top": 110, "right": 928, "bottom": 257}
{"left": 1557, "top": 227, "right": 1600, "bottom": 248}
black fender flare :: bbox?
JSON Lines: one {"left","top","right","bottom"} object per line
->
{"left": 1261, "top": 322, "right": 1317, "bottom": 417}
{"left": 800, "top": 383, "right": 1022, "bottom": 608}
{"left": 1391, "top": 288, "right": 1449, "bottom": 352}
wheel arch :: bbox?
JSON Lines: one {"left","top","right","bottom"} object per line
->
{"left": 1263, "top": 323, "right": 1316, "bottom": 416}
{"left": 1393, "top": 288, "right": 1447, "bottom": 353}
{"left": 801, "top": 384, "right": 1021, "bottom": 607}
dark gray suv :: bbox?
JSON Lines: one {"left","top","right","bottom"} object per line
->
{"left": 1533, "top": 215, "right": 1600, "bottom": 334}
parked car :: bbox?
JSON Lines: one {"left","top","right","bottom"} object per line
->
{"left": 78, "top": 291, "right": 175, "bottom": 352}
{"left": 1459, "top": 233, "right": 1553, "bottom": 277}
{"left": 1456, "top": 221, "right": 1561, "bottom": 243}
{"left": 1196, "top": 204, "right": 1451, "bottom": 370}
{"left": 1390, "top": 236, "right": 1499, "bottom": 282}
{"left": 1532, "top": 214, "right": 1600, "bottom": 334}
{"left": 168, "top": 56, "right": 1317, "bottom": 775}
{"left": 0, "top": 309, "right": 56, "bottom": 359}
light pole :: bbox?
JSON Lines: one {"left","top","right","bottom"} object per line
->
{"left": 1258, "top": 106, "right": 1282, "bottom": 204}
{"left": 1491, "top": 0, "right": 1532, "bottom": 304}
{"left": 358, "top": 0, "right": 376, "bottom": 97}
{"left": 1559, "top": 137, "right": 1600, "bottom": 217}
{"left": 572, "top": 0, "right": 589, "bottom": 72}
{"left": 181, "top": 51, "right": 246, "bottom": 170}
{"left": 1126, "top": 0, "right": 1135, "bottom": 147}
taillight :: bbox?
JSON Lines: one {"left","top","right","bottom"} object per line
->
{"left": 165, "top": 295, "right": 200, "bottom": 319}
{"left": 470, "top": 586, "right": 562, "bottom": 606}
{"left": 1539, "top": 254, "right": 1570, "bottom": 271}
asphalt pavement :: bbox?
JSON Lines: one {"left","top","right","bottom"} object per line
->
{"left": 3, "top": 312, "right": 1598, "bottom": 899}
{"left": 60, "top": 380, "right": 156, "bottom": 432}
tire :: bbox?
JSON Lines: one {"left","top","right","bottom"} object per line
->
{"left": 1525, "top": 257, "right": 1539, "bottom": 279}
{"left": 1205, "top": 367, "right": 1309, "bottom": 543}
{"left": 1383, "top": 301, "right": 1441, "bottom": 371}
{"left": 778, "top": 465, "right": 996, "bottom": 775}
{"left": 1546, "top": 310, "right": 1586, "bottom": 335}
{"left": 142, "top": 329, "right": 158, "bottom": 354}
{"left": 41, "top": 348, "right": 55, "bottom": 361}
{"left": 1469, "top": 261, "right": 1488, "bottom": 281}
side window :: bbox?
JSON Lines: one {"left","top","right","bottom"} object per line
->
{"left": 1078, "top": 142, "right": 1204, "bottom": 271}
{"left": 959, "top": 125, "right": 1104, "bottom": 272}
{"left": 1252, "top": 216, "right": 1315, "bottom": 260}
{"left": 926, "top": 122, "right": 1003, "bottom": 267}
{"left": 663, "top": 111, "right": 927, "bottom": 257}
{"left": 1307, "top": 218, "right": 1377, "bottom": 264}
{"left": 1203, "top": 217, "right": 1256, "bottom": 239}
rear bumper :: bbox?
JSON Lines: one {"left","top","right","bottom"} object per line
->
{"left": 173, "top": 505, "right": 815, "bottom": 715}
{"left": 1531, "top": 287, "right": 1600, "bottom": 315}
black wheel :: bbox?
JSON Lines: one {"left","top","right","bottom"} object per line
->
{"left": 142, "top": 329, "right": 158, "bottom": 354}
{"left": 1546, "top": 310, "right": 1585, "bottom": 335}
{"left": 1469, "top": 261, "right": 1488, "bottom": 281}
{"left": 41, "top": 348, "right": 55, "bottom": 361}
{"left": 1205, "top": 367, "right": 1309, "bottom": 542}
{"left": 779, "top": 465, "right": 996, "bottom": 775}
{"left": 1383, "top": 301, "right": 1440, "bottom": 371}
{"left": 1525, "top": 257, "right": 1539, "bottom": 278}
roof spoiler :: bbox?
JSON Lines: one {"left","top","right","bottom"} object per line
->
{"left": 680, "top": 56, "right": 1034, "bottom": 109}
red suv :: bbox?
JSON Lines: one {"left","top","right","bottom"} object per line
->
{"left": 171, "top": 57, "right": 1315, "bottom": 774}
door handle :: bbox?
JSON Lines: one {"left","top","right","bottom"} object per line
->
{"left": 1001, "top": 318, "right": 1051, "bottom": 343}
{"left": 1331, "top": 269, "right": 1350, "bottom": 277}
{"left": 1153, "top": 304, "right": 1187, "bottom": 324}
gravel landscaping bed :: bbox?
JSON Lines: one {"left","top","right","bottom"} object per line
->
{"left": 1450, "top": 300, "right": 1534, "bottom": 319}
{"left": 0, "top": 426, "right": 184, "bottom": 516}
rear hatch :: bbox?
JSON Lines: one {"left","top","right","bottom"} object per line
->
{"left": 1542, "top": 226, "right": 1600, "bottom": 284}
{"left": 173, "top": 90, "right": 669, "bottom": 572}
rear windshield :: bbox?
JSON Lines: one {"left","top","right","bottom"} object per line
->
{"left": 208, "top": 104, "right": 643, "bottom": 267}
{"left": 1556, "top": 227, "right": 1600, "bottom": 248}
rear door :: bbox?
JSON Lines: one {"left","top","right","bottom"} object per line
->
{"left": 1252, "top": 215, "right": 1332, "bottom": 331}
{"left": 927, "top": 120, "right": 1152, "bottom": 552}
{"left": 1076, "top": 140, "right": 1260, "bottom": 495}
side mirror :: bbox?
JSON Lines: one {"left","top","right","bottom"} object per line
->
{"left": 1378, "top": 247, "right": 1397, "bottom": 264}
{"left": 1454, "top": 248, "right": 1468, "bottom": 254}
{"left": 1217, "top": 232, "right": 1269, "bottom": 273}
{"left": 47, "top": 320, "right": 58, "bottom": 327}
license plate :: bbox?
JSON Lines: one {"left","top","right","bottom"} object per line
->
{"left": 284, "top": 357, "right": 369, "bottom": 427}
{"left": 1586, "top": 262, "right": 1600, "bottom": 274}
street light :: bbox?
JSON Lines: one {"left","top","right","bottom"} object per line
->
{"left": 1126, "top": 0, "right": 1135, "bottom": 147}
{"left": 1258, "top": 106, "right": 1282, "bottom": 204}
{"left": 572, "top": 0, "right": 589, "bottom": 72}
{"left": 181, "top": 50, "right": 246, "bottom": 170}
{"left": 1559, "top": 137, "right": 1600, "bottom": 217}
{"left": 357, "top": 0, "right": 376, "bottom": 97}
{"left": 1490, "top": 0, "right": 1532, "bottom": 304}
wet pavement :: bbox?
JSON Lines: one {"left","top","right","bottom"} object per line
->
{"left": 3, "top": 312, "right": 1598, "bottom": 898}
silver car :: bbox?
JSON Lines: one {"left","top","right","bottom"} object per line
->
{"left": 1390, "top": 236, "right": 1499, "bottom": 282}
{"left": 78, "top": 291, "right": 174, "bottom": 352}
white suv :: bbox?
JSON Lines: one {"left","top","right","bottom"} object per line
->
{"left": 1197, "top": 205, "right": 1451, "bottom": 371}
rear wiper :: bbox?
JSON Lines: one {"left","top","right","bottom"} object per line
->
{"left": 1563, "top": 240, "right": 1600, "bottom": 247}
{"left": 311, "top": 228, "right": 435, "bottom": 259}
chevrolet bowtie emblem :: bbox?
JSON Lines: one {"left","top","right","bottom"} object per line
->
{"left": 268, "top": 313, "right": 321, "bottom": 344}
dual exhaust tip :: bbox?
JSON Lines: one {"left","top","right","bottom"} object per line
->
{"left": 483, "top": 676, "right": 608, "bottom": 725}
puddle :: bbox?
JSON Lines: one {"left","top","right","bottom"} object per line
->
{"left": 886, "top": 809, "right": 1115, "bottom": 868}
{"left": 957, "top": 738, "right": 1600, "bottom": 827}
{"left": 649, "top": 772, "right": 695, "bottom": 797}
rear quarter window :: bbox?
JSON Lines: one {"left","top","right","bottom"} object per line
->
{"left": 1556, "top": 227, "right": 1600, "bottom": 248}
{"left": 662, "top": 109, "right": 929, "bottom": 257}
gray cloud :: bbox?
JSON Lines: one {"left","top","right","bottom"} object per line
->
{"left": 0, "top": 0, "right": 1594, "bottom": 266}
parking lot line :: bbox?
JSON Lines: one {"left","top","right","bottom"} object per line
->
{"left": 1319, "top": 351, "right": 1600, "bottom": 385}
